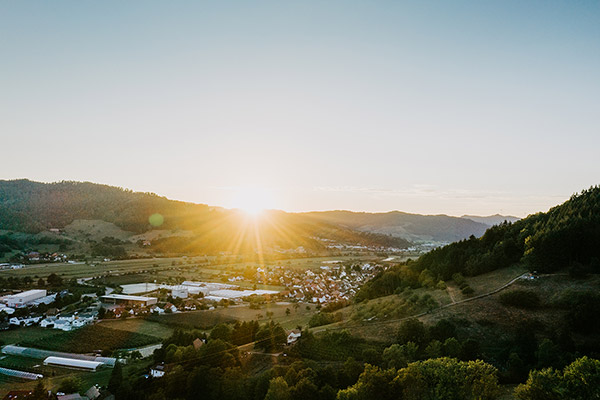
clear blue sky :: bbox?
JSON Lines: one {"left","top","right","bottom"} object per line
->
{"left": 1, "top": 1, "right": 599, "bottom": 216}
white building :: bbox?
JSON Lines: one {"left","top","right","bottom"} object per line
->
{"left": 100, "top": 294, "right": 158, "bottom": 307}
{"left": 40, "top": 317, "right": 57, "bottom": 328}
{"left": 287, "top": 330, "right": 302, "bottom": 345}
{"left": 54, "top": 319, "right": 73, "bottom": 331}
{"left": 9, "top": 316, "right": 42, "bottom": 326}
{"left": 3, "top": 290, "right": 47, "bottom": 307}
{"left": 0, "top": 304, "right": 15, "bottom": 315}
{"left": 43, "top": 356, "right": 104, "bottom": 371}
{"left": 150, "top": 364, "right": 165, "bottom": 378}
{"left": 171, "top": 287, "right": 189, "bottom": 299}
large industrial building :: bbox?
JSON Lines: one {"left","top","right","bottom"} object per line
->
{"left": 43, "top": 356, "right": 104, "bottom": 371}
{"left": 2, "top": 290, "right": 47, "bottom": 308}
{"left": 100, "top": 294, "right": 157, "bottom": 307}
{"left": 2, "top": 345, "right": 117, "bottom": 366}
{"left": 171, "top": 286, "right": 189, "bottom": 299}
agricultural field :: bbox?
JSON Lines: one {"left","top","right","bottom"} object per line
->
{"left": 0, "top": 327, "right": 61, "bottom": 346}
{"left": 145, "top": 301, "right": 316, "bottom": 331}
{"left": 19, "top": 325, "right": 160, "bottom": 353}
{"left": 96, "top": 318, "right": 174, "bottom": 339}
{"left": 206, "top": 301, "right": 316, "bottom": 330}
{"left": 0, "top": 254, "right": 375, "bottom": 288}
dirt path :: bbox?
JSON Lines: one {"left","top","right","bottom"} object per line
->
{"left": 314, "top": 272, "right": 529, "bottom": 333}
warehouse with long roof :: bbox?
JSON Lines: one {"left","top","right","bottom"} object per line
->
{"left": 100, "top": 294, "right": 157, "bottom": 307}
{"left": 43, "top": 356, "right": 104, "bottom": 371}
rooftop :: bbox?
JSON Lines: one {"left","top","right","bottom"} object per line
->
{"left": 101, "top": 294, "right": 157, "bottom": 302}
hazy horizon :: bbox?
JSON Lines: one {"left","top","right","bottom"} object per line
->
{"left": 2, "top": 177, "right": 569, "bottom": 219}
{"left": 2, "top": 1, "right": 598, "bottom": 217}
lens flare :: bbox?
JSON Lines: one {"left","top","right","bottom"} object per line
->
{"left": 229, "top": 186, "right": 276, "bottom": 217}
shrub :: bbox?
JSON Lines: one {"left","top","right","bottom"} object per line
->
{"left": 461, "top": 285, "right": 475, "bottom": 295}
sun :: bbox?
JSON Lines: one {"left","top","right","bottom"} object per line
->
{"left": 229, "top": 186, "right": 276, "bottom": 217}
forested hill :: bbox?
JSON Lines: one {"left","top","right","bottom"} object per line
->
{"left": 416, "top": 186, "right": 600, "bottom": 279}
{"left": 354, "top": 186, "right": 600, "bottom": 301}
{"left": 0, "top": 179, "right": 212, "bottom": 233}
{"left": 0, "top": 179, "right": 411, "bottom": 254}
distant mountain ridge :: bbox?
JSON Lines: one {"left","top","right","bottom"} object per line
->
{"left": 0, "top": 179, "right": 524, "bottom": 256}
{"left": 461, "top": 214, "right": 520, "bottom": 226}
{"left": 300, "top": 210, "right": 492, "bottom": 243}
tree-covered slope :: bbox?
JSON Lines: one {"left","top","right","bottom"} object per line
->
{"left": 416, "top": 186, "right": 600, "bottom": 279}
{"left": 0, "top": 179, "right": 213, "bottom": 233}
{"left": 355, "top": 186, "right": 600, "bottom": 301}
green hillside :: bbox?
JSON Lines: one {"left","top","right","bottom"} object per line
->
{"left": 357, "top": 186, "right": 600, "bottom": 300}
{"left": 415, "top": 186, "right": 600, "bottom": 279}
{"left": 0, "top": 180, "right": 410, "bottom": 257}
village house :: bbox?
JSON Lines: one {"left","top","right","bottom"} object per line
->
{"left": 150, "top": 364, "right": 166, "bottom": 378}
{"left": 287, "top": 329, "right": 302, "bottom": 345}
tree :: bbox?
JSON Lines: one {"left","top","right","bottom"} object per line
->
{"left": 47, "top": 273, "right": 62, "bottom": 286}
{"left": 58, "top": 376, "right": 81, "bottom": 394}
{"left": 256, "top": 321, "right": 287, "bottom": 352}
{"left": 383, "top": 343, "right": 415, "bottom": 369}
{"left": 429, "top": 319, "right": 457, "bottom": 342}
{"left": 108, "top": 361, "right": 123, "bottom": 394}
{"left": 397, "top": 318, "right": 427, "bottom": 346}
{"left": 536, "top": 339, "right": 561, "bottom": 369}
{"left": 290, "top": 377, "right": 319, "bottom": 400}
{"left": 31, "top": 379, "right": 47, "bottom": 400}
{"left": 425, "top": 340, "right": 443, "bottom": 358}
{"left": 515, "top": 357, "right": 600, "bottom": 400}
{"left": 286, "top": 308, "right": 291, "bottom": 316}
{"left": 443, "top": 337, "right": 461, "bottom": 359}
{"left": 210, "top": 323, "right": 232, "bottom": 342}
{"left": 265, "top": 377, "right": 291, "bottom": 400}
{"left": 337, "top": 364, "right": 397, "bottom": 400}
{"left": 395, "top": 358, "right": 500, "bottom": 400}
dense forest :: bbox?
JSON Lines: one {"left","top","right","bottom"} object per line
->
{"left": 97, "top": 315, "right": 600, "bottom": 400}
{"left": 359, "top": 186, "right": 600, "bottom": 301}
{"left": 416, "top": 186, "right": 600, "bottom": 278}
{"left": 0, "top": 180, "right": 410, "bottom": 256}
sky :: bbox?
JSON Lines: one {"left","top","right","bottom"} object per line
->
{"left": 1, "top": 1, "right": 599, "bottom": 217}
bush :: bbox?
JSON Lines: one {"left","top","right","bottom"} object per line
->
{"left": 308, "top": 312, "right": 342, "bottom": 328}
{"left": 461, "top": 285, "right": 475, "bottom": 295}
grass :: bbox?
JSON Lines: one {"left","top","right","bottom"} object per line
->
{"left": 0, "top": 254, "right": 375, "bottom": 281}
{"left": 145, "top": 310, "right": 237, "bottom": 330}
{"left": 0, "top": 355, "right": 42, "bottom": 371}
{"left": 97, "top": 318, "right": 173, "bottom": 339}
{"left": 208, "top": 302, "right": 316, "bottom": 330}
{"left": 311, "top": 266, "right": 533, "bottom": 343}
{"left": 465, "top": 264, "right": 527, "bottom": 294}
{"left": 144, "top": 301, "right": 317, "bottom": 331}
